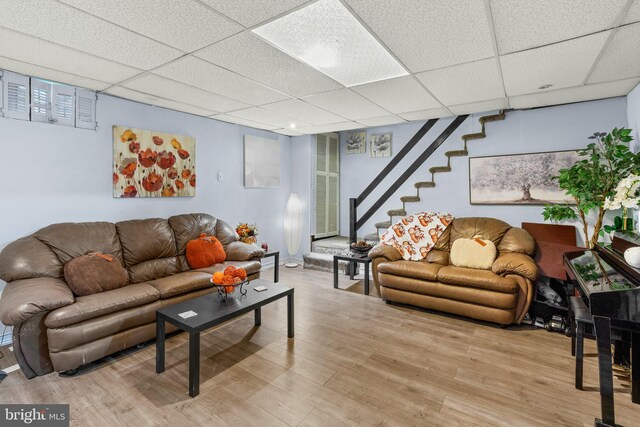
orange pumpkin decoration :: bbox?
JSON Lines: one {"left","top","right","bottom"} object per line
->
{"left": 212, "top": 271, "right": 224, "bottom": 284}
{"left": 186, "top": 233, "right": 226, "bottom": 269}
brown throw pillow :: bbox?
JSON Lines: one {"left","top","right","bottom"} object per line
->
{"left": 64, "top": 252, "right": 129, "bottom": 296}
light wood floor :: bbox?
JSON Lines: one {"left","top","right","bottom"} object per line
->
{"left": 2, "top": 267, "right": 639, "bottom": 426}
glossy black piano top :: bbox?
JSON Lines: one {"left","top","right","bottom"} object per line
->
{"left": 567, "top": 251, "right": 637, "bottom": 294}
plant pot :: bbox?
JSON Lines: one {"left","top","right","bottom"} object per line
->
{"left": 240, "top": 236, "right": 257, "bottom": 245}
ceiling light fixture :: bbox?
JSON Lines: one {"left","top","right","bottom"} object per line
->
{"left": 290, "top": 123, "right": 297, "bottom": 129}
{"left": 538, "top": 84, "right": 553, "bottom": 90}
{"left": 252, "top": 0, "right": 408, "bottom": 87}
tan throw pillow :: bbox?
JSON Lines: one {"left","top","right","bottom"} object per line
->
{"left": 450, "top": 235, "right": 497, "bottom": 270}
{"left": 64, "top": 252, "right": 129, "bottom": 296}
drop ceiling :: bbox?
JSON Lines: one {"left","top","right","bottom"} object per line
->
{"left": 0, "top": 0, "right": 638, "bottom": 136}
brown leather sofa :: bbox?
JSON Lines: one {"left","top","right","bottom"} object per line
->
{"left": 369, "top": 217, "right": 537, "bottom": 325}
{"left": 0, "top": 213, "right": 264, "bottom": 378}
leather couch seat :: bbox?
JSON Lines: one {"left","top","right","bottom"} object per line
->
{"left": 376, "top": 260, "right": 442, "bottom": 281}
{"left": 146, "top": 271, "right": 213, "bottom": 298}
{"left": 45, "top": 283, "right": 160, "bottom": 328}
{"left": 436, "top": 266, "right": 519, "bottom": 293}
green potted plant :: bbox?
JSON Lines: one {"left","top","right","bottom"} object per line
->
{"left": 542, "top": 128, "right": 639, "bottom": 248}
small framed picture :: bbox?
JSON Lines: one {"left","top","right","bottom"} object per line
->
{"left": 345, "top": 131, "right": 366, "bottom": 154}
{"left": 370, "top": 133, "right": 392, "bottom": 158}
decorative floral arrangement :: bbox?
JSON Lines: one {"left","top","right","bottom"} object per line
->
{"left": 604, "top": 174, "right": 640, "bottom": 210}
{"left": 236, "top": 223, "right": 258, "bottom": 238}
{"left": 211, "top": 266, "right": 248, "bottom": 293}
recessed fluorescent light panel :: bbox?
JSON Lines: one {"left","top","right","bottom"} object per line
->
{"left": 252, "top": 0, "right": 408, "bottom": 87}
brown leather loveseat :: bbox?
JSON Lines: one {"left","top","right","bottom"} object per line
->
{"left": 369, "top": 217, "right": 537, "bottom": 325}
{"left": 0, "top": 213, "right": 264, "bottom": 378}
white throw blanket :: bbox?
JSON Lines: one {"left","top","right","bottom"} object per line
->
{"left": 380, "top": 212, "right": 454, "bottom": 261}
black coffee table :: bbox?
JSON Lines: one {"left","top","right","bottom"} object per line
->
{"left": 155, "top": 279, "right": 294, "bottom": 397}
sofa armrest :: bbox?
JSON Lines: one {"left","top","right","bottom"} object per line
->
{"left": 492, "top": 253, "right": 538, "bottom": 282}
{"left": 368, "top": 244, "right": 402, "bottom": 262}
{"left": 0, "top": 277, "right": 75, "bottom": 326}
{"left": 225, "top": 241, "right": 265, "bottom": 261}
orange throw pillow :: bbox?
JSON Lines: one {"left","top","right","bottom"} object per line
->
{"left": 186, "top": 233, "right": 226, "bottom": 269}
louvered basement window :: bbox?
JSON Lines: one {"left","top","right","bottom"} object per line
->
{"left": 30, "top": 78, "right": 50, "bottom": 123}
{"left": 2, "top": 71, "right": 30, "bottom": 120}
{"left": 75, "top": 88, "right": 96, "bottom": 129}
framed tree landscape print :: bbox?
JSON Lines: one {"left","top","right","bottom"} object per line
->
{"left": 469, "top": 150, "right": 579, "bottom": 205}
{"left": 113, "top": 126, "right": 196, "bottom": 198}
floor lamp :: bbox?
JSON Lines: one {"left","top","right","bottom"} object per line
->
{"left": 284, "top": 192, "right": 302, "bottom": 268}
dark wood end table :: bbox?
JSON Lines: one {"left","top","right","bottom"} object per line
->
{"left": 262, "top": 251, "right": 279, "bottom": 282}
{"left": 155, "top": 279, "right": 293, "bottom": 397}
{"left": 333, "top": 253, "right": 372, "bottom": 295}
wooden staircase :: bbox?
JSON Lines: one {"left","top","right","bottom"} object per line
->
{"left": 366, "top": 111, "right": 506, "bottom": 240}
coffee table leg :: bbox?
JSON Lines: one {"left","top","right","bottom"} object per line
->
{"left": 156, "top": 318, "right": 165, "bottom": 374}
{"left": 364, "top": 262, "right": 370, "bottom": 295}
{"left": 333, "top": 257, "right": 338, "bottom": 289}
{"left": 274, "top": 252, "right": 279, "bottom": 283}
{"left": 255, "top": 307, "right": 262, "bottom": 326}
{"left": 189, "top": 332, "right": 200, "bottom": 397}
{"left": 287, "top": 291, "right": 294, "bottom": 338}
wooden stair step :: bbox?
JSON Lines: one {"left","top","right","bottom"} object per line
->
{"left": 462, "top": 132, "right": 485, "bottom": 141}
{"left": 375, "top": 221, "right": 391, "bottom": 229}
{"left": 445, "top": 149, "right": 468, "bottom": 157}
{"left": 414, "top": 181, "right": 436, "bottom": 188}
{"left": 429, "top": 166, "right": 451, "bottom": 174}
{"left": 363, "top": 232, "right": 381, "bottom": 242}
{"left": 479, "top": 112, "right": 506, "bottom": 123}
{"left": 400, "top": 195, "right": 420, "bottom": 203}
{"left": 387, "top": 209, "right": 406, "bottom": 217}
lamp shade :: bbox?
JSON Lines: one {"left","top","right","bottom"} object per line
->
{"left": 284, "top": 192, "right": 302, "bottom": 258}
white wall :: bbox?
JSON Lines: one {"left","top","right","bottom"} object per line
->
{"left": 0, "top": 93, "right": 294, "bottom": 290}
{"left": 289, "top": 134, "right": 314, "bottom": 261}
{"left": 628, "top": 83, "right": 640, "bottom": 152}
{"left": 340, "top": 97, "right": 629, "bottom": 246}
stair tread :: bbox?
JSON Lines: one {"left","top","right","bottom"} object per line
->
{"left": 462, "top": 132, "right": 485, "bottom": 141}
{"left": 479, "top": 113, "right": 506, "bottom": 123}
{"left": 400, "top": 195, "right": 420, "bottom": 203}
{"left": 375, "top": 221, "right": 392, "bottom": 229}
{"left": 387, "top": 209, "right": 406, "bottom": 216}
{"left": 363, "top": 233, "right": 380, "bottom": 242}
{"left": 415, "top": 181, "right": 436, "bottom": 188}
{"left": 429, "top": 166, "right": 452, "bottom": 173}
{"left": 445, "top": 149, "right": 468, "bottom": 157}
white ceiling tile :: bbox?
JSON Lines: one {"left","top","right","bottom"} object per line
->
{"left": 273, "top": 128, "right": 303, "bottom": 136}
{"left": 588, "top": 23, "right": 640, "bottom": 83}
{"left": 448, "top": 98, "right": 508, "bottom": 115}
{"left": 195, "top": 31, "right": 343, "bottom": 97}
{"left": 302, "top": 88, "right": 389, "bottom": 120}
{"left": 0, "top": 56, "right": 109, "bottom": 91}
{"left": 58, "top": 0, "right": 242, "bottom": 52}
{"left": 500, "top": 32, "right": 610, "bottom": 96}
{"left": 345, "top": 0, "right": 494, "bottom": 72}
{"left": 509, "top": 78, "right": 640, "bottom": 109}
{"left": 103, "top": 86, "right": 218, "bottom": 116}
{"left": 227, "top": 107, "right": 310, "bottom": 129}
{"left": 123, "top": 74, "right": 249, "bottom": 112}
{"left": 154, "top": 56, "right": 290, "bottom": 105}
{"left": 491, "top": 0, "right": 626, "bottom": 54}
{"left": 211, "top": 114, "right": 280, "bottom": 130}
{"left": 0, "top": 28, "right": 141, "bottom": 83}
{"left": 0, "top": 0, "right": 181, "bottom": 70}
{"left": 351, "top": 76, "right": 441, "bottom": 114}
{"left": 261, "top": 99, "right": 345, "bottom": 125}
{"left": 357, "top": 115, "right": 406, "bottom": 127}
{"left": 296, "top": 121, "right": 363, "bottom": 134}
{"left": 625, "top": 0, "right": 640, "bottom": 24}
{"left": 201, "top": 0, "right": 310, "bottom": 27}
{"left": 398, "top": 108, "right": 453, "bottom": 121}
{"left": 416, "top": 59, "right": 504, "bottom": 106}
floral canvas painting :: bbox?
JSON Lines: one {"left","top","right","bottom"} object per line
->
{"left": 345, "top": 131, "right": 365, "bottom": 154}
{"left": 113, "top": 126, "right": 196, "bottom": 198}
{"left": 370, "top": 133, "right": 392, "bottom": 158}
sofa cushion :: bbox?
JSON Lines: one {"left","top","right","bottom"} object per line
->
{"left": 376, "top": 260, "right": 442, "bottom": 281}
{"left": 444, "top": 217, "right": 511, "bottom": 251}
{"left": 194, "top": 260, "right": 262, "bottom": 276}
{"left": 436, "top": 266, "right": 518, "bottom": 293}
{"left": 34, "top": 221, "right": 124, "bottom": 265}
{"left": 0, "top": 236, "right": 64, "bottom": 282}
{"left": 168, "top": 213, "right": 218, "bottom": 256}
{"left": 116, "top": 218, "right": 180, "bottom": 283}
{"left": 450, "top": 237, "right": 496, "bottom": 270}
{"left": 45, "top": 283, "right": 160, "bottom": 328}
{"left": 145, "top": 272, "right": 214, "bottom": 298}
{"left": 64, "top": 253, "right": 129, "bottom": 296}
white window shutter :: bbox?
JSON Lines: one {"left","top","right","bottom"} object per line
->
{"left": 52, "top": 84, "right": 75, "bottom": 127}
{"left": 31, "top": 78, "right": 51, "bottom": 123}
{"left": 75, "top": 88, "right": 96, "bottom": 129}
{"left": 2, "top": 71, "right": 30, "bottom": 120}
{"left": 0, "top": 71, "right": 3, "bottom": 117}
